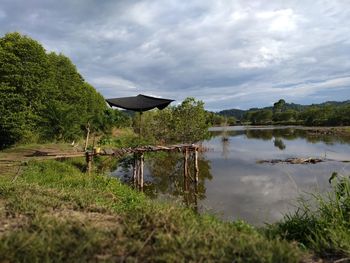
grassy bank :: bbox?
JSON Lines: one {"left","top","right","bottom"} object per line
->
{"left": 267, "top": 174, "right": 350, "bottom": 261}
{"left": 0, "top": 160, "right": 305, "bottom": 262}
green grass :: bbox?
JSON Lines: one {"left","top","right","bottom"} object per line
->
{"left": 0, "top": 160, "right": 305, "bottom": 262}
{"left": 266, "top": 174, "right": 350, "bottom": 260}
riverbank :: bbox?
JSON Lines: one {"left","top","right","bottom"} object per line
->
{"left": 209, "top": 125, "right": 350, "bottom": 137}
{"left": 0, "top": 160, "right": 306, "bottom": 262}
{"left": 1, "top": 141, "right": 350, "bottom": 262}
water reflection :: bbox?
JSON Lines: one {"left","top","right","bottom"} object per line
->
{"left": 273, "top": 138, "right": 286, "bottom": 150}
{"left": 211, "top": 126, "right": 350, "bottom": 145}
{"left": 113, "top": 152, "right": 213, "bottom": 210}
{"left": 112, "top": 126, "right": 350, "bottom": 225}
{"left": 221, "top": 138, "right": 230, "bottom": 159}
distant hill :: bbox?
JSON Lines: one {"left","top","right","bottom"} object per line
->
{"left": 316, "top": 100, "right": 350, "bottom": 107}
{"left": 218, "top": 109, "right": 246, "bottom": 119}
{"left": 218, "top": 100, "right": 350, "bottom": 119}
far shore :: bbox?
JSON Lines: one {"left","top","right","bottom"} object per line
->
{"left": 209, "top": 125, "right": 350, "bottom": 135}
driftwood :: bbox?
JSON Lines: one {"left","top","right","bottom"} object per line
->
{"left": 257, "top": 157, "right": 324, "bottom": 164}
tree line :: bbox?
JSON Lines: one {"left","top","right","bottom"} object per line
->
{"left": 0, "top": 32, "right": 130, "bottom": 149}
{"left": 221, "top": 99, "right": 350, "bottom": 126}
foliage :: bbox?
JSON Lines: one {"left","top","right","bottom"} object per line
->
{"left": 0, "top": 32, "right": 128, "bottom": 148}
{"left": 267, "top": 174, "right": 350, "bottom": 259}
{"left": 218, "top": 108, "right": 245, "bottom": 120}
{"left": 240, "top": 99, "right": 350, "bottom": 126}
{"left": 0, "top": 32, "right": 50, "bottom": 147}
{"left": 173, "top": 97, "right": 210, "bottom": 143}
{"left": 222, "top": 99, "right": 350, "bottom": 126}
{"left": 273, "top": 99, "right": 286, "bottom": 113}
{"left": 249, "top": 110, "right": 273, "bottom": 125}
{"left": 133, "top": 97, "right": 210, "bottom": 144}
{"left": 0, "top": 160, "right": 305, "bottom": 262}
{"left": 207, "top": 112, "right": 236, "bottom": 126}
{"left": 98, "top": 128, "right": 141, "bottom": 148}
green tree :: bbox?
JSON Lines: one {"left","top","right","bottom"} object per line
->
{"left": 273, "top": 109, "right": 297, "bottom": 122}
{"left": 133, "top": 98, "right": 210, "bottom": 144}
{"left": 273, "top": 99, "right": 286, "bottom": 113}
{"left": 0, "top": 32, "right": 51, "bottom": 146}
{"left": 227, "top": 116, "right": 236, "bottom": 126}
{"left": 173, "top": 97, "right": 210, "bottom": 143}
{"left": 0, "top": 32, "right": 110, "bottom": 147}
{"left": 250, "top": 110, "right": 273, "bottom": 124}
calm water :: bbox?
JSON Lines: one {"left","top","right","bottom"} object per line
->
{"left": 112, "top": 126, "right": 350, "bottom": 225}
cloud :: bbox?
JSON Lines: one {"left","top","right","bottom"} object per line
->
{"left": 0, "top": 9, "right": 6, "bottom": 19}
{"left": 0, "top": 0, "right": 350, "bottom": 110}
{"left": 91, "top": 76, "right": 137, "bottom": 93}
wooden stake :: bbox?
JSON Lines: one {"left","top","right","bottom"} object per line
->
{"left": 84, "top": 122, "right": 90, "bottom": 151}
{"left": 183, "top": 148, "right": 189, "bottom": 191}
{"left": 133, "top": 153, "right": 137, "bottom": 186}
{"left": 194, "top": 148, "right": 199, "bottom": 184}
{"left": 136, "top": 156, "right": 140, "bottom": 188}
{"left": 85, "top": 152, "right": 92, "bottom": 174}
{"left": 140, "top": 153, "right": 144, "bottom": 191}
{"left": 184, "top": 148, "right": 188, "bottom": 178}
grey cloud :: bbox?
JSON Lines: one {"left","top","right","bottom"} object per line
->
{"left": 0, "top": 0, "right": 350, "bottom": 110}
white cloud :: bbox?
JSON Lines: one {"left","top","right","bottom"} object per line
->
{"left": 256, "top": 9, "right": 299, "bottom": 32}
{"left": 91, "top": 76, "right": 137, "bottom": 90}
{"left": 1, "top": 0, "right": 350, "bottom": 109}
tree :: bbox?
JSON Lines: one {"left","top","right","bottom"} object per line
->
{"left": 0, "top": 32, "right": 110, "bottom": 147}
{"left": 133, "top": 97, "right": 210, "bottom": 144}
{"left": 273, "top": 109, "right": 297, "bottom": 122}
{"left": 173, "top": 97, "right": 210, "bottom": 143}
{"left": 249, "top": 110, "right": 273, "bottom": 124}
{"left": 0, "top": 32, "right": 51, "bottom": 146}
{"left": 273, "top": 99, "right": 286, "bottom": 113}
{"left": 40, "top": 53, "right": 108, "bottom": 140}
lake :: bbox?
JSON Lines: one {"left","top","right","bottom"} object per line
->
{"left": 112, "top": 126, "right": 350, "bottom": 225}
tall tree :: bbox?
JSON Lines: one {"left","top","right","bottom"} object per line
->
{"left": 273, "top": 99, "right": 286, "bottom": 113}
{"left": 0, "top": 32, "right": 110, "bottom": 147}
{"left": 173, "top": 97, "right": 209, "bottom": 143}
{"left": 0, "top": 32, "right": 50, "bottom": 147}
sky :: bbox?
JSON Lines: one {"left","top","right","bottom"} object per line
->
{"left": 0, "top": 0, "right": 350, "bottom": 111}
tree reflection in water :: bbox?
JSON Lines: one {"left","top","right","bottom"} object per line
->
{"left": 115, "top": 152, "right": 213, "bottom": 211}
{"left": 244, "top": 128, "right": 350, "bottom": 145}
{"left": 273, "top": 138, "right": 286, "bottom": 150}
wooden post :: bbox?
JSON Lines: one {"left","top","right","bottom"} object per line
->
{"left": 133, "top": 153, "right": 137, "bottom": 186}
{"left": 136, "top": 155, "right": 140, "bottom": 188}
{"left": 140, "top": 153, "right": 144, "bottom": 191}
{"left": 85, "top": 151, "right": 92, "bottom": 174}
{"left": 194, "top": 148, "right": 199, "bottom": 184}
{"left": 84, "top": 122, "right": 90, "bottom": 151}
{"left": 183, "top": 148, "right": 189, "bottom": 192}
{"left": 184, "top": 148, "right": 189, "bottom": 178}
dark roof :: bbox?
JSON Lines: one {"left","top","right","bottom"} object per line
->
{"left": 106, "top": 94, "right": 174, "bottom": 112}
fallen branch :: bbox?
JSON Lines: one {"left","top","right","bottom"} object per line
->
{"left": 257, "top": 157, "right": 324, "bottom": 164}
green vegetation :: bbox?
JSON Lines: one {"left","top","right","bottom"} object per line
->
{"left": 100, "top": 97, "right": 211, "bottom": 146}
{"left": 0, "top": 160, "right": 304, "bottom": 262}
{"left": 0, "top": 32, "right": 131, "bottom": 149}
{"left": 0, "top": 32, "right": 212, "bottom": 150}
{"left": 2, "top": 31, "right": 350, "bottom": 262}
{"left": 206, "top": 111, "right": 236, "bottom": 126}
{"left": 219, "top": 99, "right": 350, "bottom": 126}
{"left": 267, "top": 174, "right": 350, "bottom": 260}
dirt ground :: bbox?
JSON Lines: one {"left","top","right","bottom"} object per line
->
{"left": 0, "top": 143, "right": 84, "bottom": 176}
